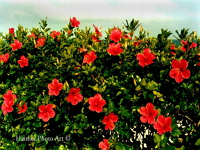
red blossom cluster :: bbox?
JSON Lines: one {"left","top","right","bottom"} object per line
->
{"left": 170, "top": 44, "right": 177, "bottom": 55}
{"left": 70, "top": 17, "right": 80, "bottom": 27}
{"left": 136, "top": 48, "right": 156, "bottom": 67}
{"left": 1, "top": 90, "right": 16, "bottom": 115}
{"left": 102, "top": 113, "right": 118, "bottom": 130}
{"left": 0, "top": 53, "right": 9, "bottom": 63}
{"left": 180, "top": 40, "right": 197, "bottom": 52}
{"left": 35, "top": 37, "right": 46, "bottom": 48}
{"left": 28, "top": 32, "right": 37, "bottom": 38}
{"left": 18, "top": 55, "right": 29, "bottom": 68}
{"left": 38, "top": 104, "right": 55, "bottom": 122}
{"left": 110, "top": 27, "right": 122, "bottom": 42}
{"left": 46, "top": 79, "right": 118, "bottom": 131}
{"left": 66, "top": 88, "right": 83, "bottom": 105}
{"left": 107, "top": 43, "right": 123, "bottom": 56}
{"left": 78, "top": 47, "right": 88, "bottom": 53}
{"left": 48, "top": 79, "right": 63, "bottom": 96}
{"left": 133, "top": 40, "right": 142, "bottom": 46}
{"left": 169, "top": 59, "right": 190, "bottom": 83}
{"left": 91, "top": 24, "right": 102, "bottom": 43}
{"left": 139, "top": 103, "right": 172, "bottom": 135}
{"left": 99, "top": 139, "right": 110, "bottom": 150}
{"left": 123, "top": 34, "right": 132, "bottom": 40}
{"left": 9, "top": 28, "right": 14, "bottom": 34}
{"left": 17, "top": 101, "right": 28, "bottom": 114}
{"left": 1, "top": 90, "right": 27, "bottom": 115}
{"left": 50, "top": 31, "right": 60, "bottom": 39}
{"left": 83, "top": 51, "right": 97, "bottom": 64}
{"left": 10, "top": 39, "right": 23, "bottom": 51}
{"left": 88, "top": 94, "right": 106, "bottom": 113}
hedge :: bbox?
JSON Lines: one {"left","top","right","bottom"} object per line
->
{"left": 0, "top": 17, "right": 200, "bottom": 150}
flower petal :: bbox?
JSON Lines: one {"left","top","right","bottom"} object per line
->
{"left": 181, "top": 69, "right": 190, "bottom": 79}
{"left": 140, "top": 116, "right": 148, "bottom": 123}
{"left": 139, "top": 107, "right": 148, "bottom": 116}
{"left": 169, "top": 68, "right": 179, "bottom": 79}
{"left": 171, "top": 60, "right": 180, "bottom": 68}
{"left": 175, "top": 71, "right": 184, "bottom": 83}
{"left": 136, "top": 53, "right": 145, "bottom": 61}
{"left": 39, "top": 105, "right": 46, "bottom": 112}
{"left": 179, "top": 59, "right": 188, "bottom": 70}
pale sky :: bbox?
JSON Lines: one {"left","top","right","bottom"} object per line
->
{"left": 0, "top": 0, "right": 200, "bottom": 38}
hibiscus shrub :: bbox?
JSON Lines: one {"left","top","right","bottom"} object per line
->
{"left": 0, "top": 18, "right": 200, "bottom": 150}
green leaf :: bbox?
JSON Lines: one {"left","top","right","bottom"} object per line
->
{"left": 141, "top": 78, "right": 146, "bottom": 86}
{"left": 143, "top": 91, "right": 148, "bottom": 99}
{"left": 160, "top": 145, "right": 176, "bottom": 150}
{"left": 33, "top": 122, "right": 42, "bottom": 127}
{"left": 45, "top": 28, "right": 51, "bottom": 32}
{"left": 24, "top": 116, "right": 33, "bottom": 121}
{"left": 30, "top": 101, "right": 36, "bottom": 106}
{"left": 59, "top": 145, "right": 68, "bottom": 150}
{"left": 159, "top": 97, "right": 165, "bottom": 102}
{"left": 161, "top": 56, "right": 166, "bottom": 64}
{"left": 146, "top": 80, "right": 158, "bottom": 90}
{"left": 195, "top": 138, "right": 200, "bottom": 146}
{"left": 64, "top": 126, "right": 71, "bottom": 133}
{"left": 116, "top": 91, "right": 122, "bottom": 96}
{"left": 116, "top": 142, "right": 125, "bottom": 150}
{"left": 154, "top": 133, "right": 161, "bottom": 143}
{"left": 153, "top": 91, "right": 163, "bottom": 98}
{"left": 135, "top": 85, "right": 141, "bottom": 91}
{"left": 148, "top": 93, "right": 155, "bottom": 100}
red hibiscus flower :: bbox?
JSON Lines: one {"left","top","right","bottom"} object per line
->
{"left": 153, "top": 115, "right": 172, "bottom": 135}
{"left": 91, "top": 35, "right": 101, "bottom": 43}
{"left": 0, "top": 53, "right": 9, "bottom": 63}
{"left": 88, "top": 94, "right": 106, "bottom": 113}
{"left": 189, "top": 42, "right": 197, "bottom": 49}
{"left": 66, "top": 88, "right": 83, "bottom": 105}
{"left": 169, "top": 59, "right": 190, "bottom": 83}
{"left": 1, "top": 100, "right": 14, "bottom": 115}
{"left": 50, "top": 31, "right": 60, "bottom": 39}
{"left": 48, "top": 79, "right": 63, "bottom": 96}
{"left": 18, "top": 55, "right": 28, "bottom": 68}
{"left": 78, "top": 47, "right": 87, "bottom": 53}
{"left": 70, "top": 17, "right": 80, "bottom": 27}
{"left": 124, "top": 34, "right": 132, "bottom": 40}
{"left": 180, "top": 40, "right": 188, "bottom": 51}
{"left": 66, "top": 30, "right": 72, "bottom": 35}
{"left": 180, "top": 40, "right": 197, "bottom": 51}
{"left": 9, "top": 28, "right": 14, "bottom": 34}
{"left": 170, "top": 44, "right": 177, "bottom": 50}
{"left": 93, "top": 24, "right": 102, "bottom": 37}
{"left": 17, "top": 103, "right": 28, "bottom": 114}
{"left": 139, "top": 103, "right": 158, "bottom": 124}
{"left": 35, "top": 37, "right": 46, "bottom": 48}
{"left": 10, "top": 39, "right": 22, "bottom": 51}
{"left": 133, "top": 40, "right": 142, "bottom": 46}
{"left": 107, "top": 43, "right": 123, "bottom": 56}
{"left": 109, "top": 27, "right": 122, "bottom": 42}
{"left": 3, "top": 90, "right": 17, "bottom": 102}
{"left": 83, "top": 51, "right": 97, "bottom": 64}
{"left": 196, "top": 62, "right": 200, "bottom": 66}
{"left": 170, "top": 51, "right": 176, "bottom": 55}
{"left": 28, "top": 32, "right": 37, "bottom": 38}
{"left": 38, "top": 104, "right": 56, "bottom": 122}
{"left": 136, "top": 48, "right": 156, "bottom": 67}
{"left": 99, "top": 139, "right": 110, "bottom": 150}
{"left": 102, "top": 113, "right": 118, "bottom": 130}
{"left": 181, "top": 40, "right": 188, "bottom": 46}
